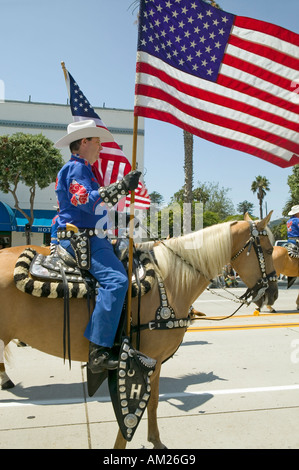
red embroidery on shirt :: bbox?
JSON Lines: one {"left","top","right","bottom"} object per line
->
{"left": 69, "top": 180, "right": 89, "bottom": 206}
{"left": 77, "top": 187, "right": 89, "bottom": 205}
{"left": 69, "top": 180, "right": 81, "bottom": 194}
{"left": 71, "top": 194, "right": 79, "bottom": 206}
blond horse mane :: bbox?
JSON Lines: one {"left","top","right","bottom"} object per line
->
{"left": 153, "top": 221, "right": 234, "bottom": 289}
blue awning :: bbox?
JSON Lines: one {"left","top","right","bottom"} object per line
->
{"left": 0, "top": 203, "right": 56, "bottom": 233}
{"left": 0, "top": 201, "right": 17, "bottom": 231}
{"left": 16, "top": 209, "right": 57, "bottom": 233}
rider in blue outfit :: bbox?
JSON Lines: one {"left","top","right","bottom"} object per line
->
{"left": 54, "top": 120, "right": 140, "bottom": 373}
{"left": 287, "top": 205, "right": 299, "bottom": 246}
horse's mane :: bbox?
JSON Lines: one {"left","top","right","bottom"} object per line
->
{"left": 153, "top": 221, "right": 234, "bottom": 288}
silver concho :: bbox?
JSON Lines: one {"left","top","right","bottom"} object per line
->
{"left": 160, "top": 306, "right": 171, "bottom": 319}
{"left": 124, "top": 413, "right": 138, "bottom": 429}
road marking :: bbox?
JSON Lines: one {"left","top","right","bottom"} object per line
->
{"left": 188, "top": 322, "right": 299, "bottom": 332}
{"left": 160, "top": 384, "right": 299, "bottom": 399}
{"left": 188, "top": 311, "right": 299, "bottom": 332}
{"left": 1, "top": 384, "right": 299, "bottom": 408}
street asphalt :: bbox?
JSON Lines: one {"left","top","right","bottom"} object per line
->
{"left": 0, "top": 279, "right": 298, "bottom": 450}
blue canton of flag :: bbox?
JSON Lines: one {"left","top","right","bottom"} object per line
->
{"left": 138, "top": 0, "right": 234, "bottom": 82}
{"left": 68, "top": 74, "right": 100, "bottom": 120}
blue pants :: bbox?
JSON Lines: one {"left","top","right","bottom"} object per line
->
{"left": 60, "top": 236, "right": 128, "bottom": 348}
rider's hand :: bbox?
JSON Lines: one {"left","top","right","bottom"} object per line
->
{"left": 122, "top": 170, "right": 141, "bottom": 192}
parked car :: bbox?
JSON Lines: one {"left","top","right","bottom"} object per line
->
{"left": 275, "top": 240, "right": 288, "bottom": 247}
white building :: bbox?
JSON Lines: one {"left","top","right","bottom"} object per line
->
{"left": 0, "top": 99, "right": 144, "bottom": 246}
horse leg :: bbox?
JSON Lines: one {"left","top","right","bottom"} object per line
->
{"left": 267, "top": 305, "right": 276, "bottom": 313}
{"left": 296, "top": 293, "right": 299, "bottom": 311}
{"left": 0, "top": 342, "right": 14, "bottom": 390}
{"left": 147, "top": 365, "right": 167, "bottom": 449}
{"left": 113, "top": 428, "right": 127, "bottom": 449}
{"left": 0, "top": 363, "right": 14, "bottom": 390}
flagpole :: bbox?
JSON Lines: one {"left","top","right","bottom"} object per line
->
{"left": 126, "top": 114, "right": 138, "bottom": 335}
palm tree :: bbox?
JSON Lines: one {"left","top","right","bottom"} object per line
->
{"left": 237, "top": 200, "right": 254, "bottom": 216}
{"left": 183, "top": 130, "right": 194, "bottom": 234}
{"left": 251, "top": 176, "right": 270, "bottom": 219}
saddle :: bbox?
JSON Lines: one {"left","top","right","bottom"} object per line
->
{"left": 14, "top": 240, "right": 156, "bottom": 300}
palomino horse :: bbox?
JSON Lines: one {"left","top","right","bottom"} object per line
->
{"left": 0, "top": 215, "right": 277, "bottom": 449}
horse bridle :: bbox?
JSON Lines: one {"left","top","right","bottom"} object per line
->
{"left": 231, "top": 221, "right": 277, "bottom": 303}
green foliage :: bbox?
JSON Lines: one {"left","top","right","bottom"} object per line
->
{"left": 271, "top": 220, "right": 288, "bottom": 240}
{"left": 0, "top": 133, "right": 63, "bottom": 193}
{"left": 171, "top": 181, "right": 234, "bottom": 220}
{"left": 0, "top": 132, "right": 64, "bottom": 243}
{"left": 251, "top": 175, "right": 270, "bottom": 219}
{"left": 283, "top": 164, "right": 299, "bottom": 215}
{"left": 203, "top": 211, "right": 220, "bottom": 226}
{"left": 223, "top": 214, "right": 245, "bottom": 222}
{"left": 149, "top": 191, "right": 164, "bottom": 207}
{"left": 237, "top": 200, "right": 254, "bottom": 216}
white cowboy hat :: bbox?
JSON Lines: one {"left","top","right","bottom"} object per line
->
{"left": 55, "top": 120, "right": 114, "bottom": 148}
{"left": 288, "top": 205, "right": 299, "bottom": 216}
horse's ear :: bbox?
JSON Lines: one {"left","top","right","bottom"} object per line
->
{"left": 244, "top": 212, "right": 252, "bottom": 221}
{"left": 258, "top": 210, "right": 273, "bottom": 229}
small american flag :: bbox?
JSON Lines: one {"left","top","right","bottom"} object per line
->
{"left": 65, "top": 69, "right": 151, "bottom": 210}
{"left": 135, "top": 0, "right": 299, "bottom": 168}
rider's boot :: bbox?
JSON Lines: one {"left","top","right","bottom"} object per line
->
{"left": 88, "top": 342, "right": 118, "bottom": 374}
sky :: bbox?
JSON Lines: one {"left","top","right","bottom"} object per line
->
{"left": 0, "top": 0, "right": 298, "bottom": 220}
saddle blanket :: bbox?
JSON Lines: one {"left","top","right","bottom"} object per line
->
{"left": 14, "top": 247, "right": 156, "bottom": 299}
{"left": 287, "top": 243, "right": 299, "bottom": 259}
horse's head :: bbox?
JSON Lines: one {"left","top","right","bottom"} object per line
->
{"left": 231, "top": 211, "right": 278, "bottom": 307}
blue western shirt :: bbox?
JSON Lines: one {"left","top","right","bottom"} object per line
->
{"left": 55, "top": 154, "right": 107, "bottom": 229}
{"left": 287, "top": 216, "right": 299, "bottom": 243}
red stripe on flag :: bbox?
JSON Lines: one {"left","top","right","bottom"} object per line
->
{"left": 222, "top": 53, "right": 295, "bottom": 93}
{"left": 228, "top": 34, "right": 299, "bottom": 71}
{"left": 234, "top": 16, "right": 299, "bottom": 47}
{"left": 217, "top": 74, "right": 299, "bottom": 114}
{"left": 136, "top": 62, "right": 298, "bottom": 133}
{"left": 135, "top": 105, "right": 299, "bottom": 168}
{"left": 136, "top": 83, "right": 299, "bottom": 155}
{"left": 137, "top": 60, "right": 299, "bottom": 116}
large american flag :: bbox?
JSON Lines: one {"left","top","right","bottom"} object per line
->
{"left": 135, "top": 0, "right": 299, "bottom": 168}
{"left": 65, "top": 69, "right": 151, "bottom": 210}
